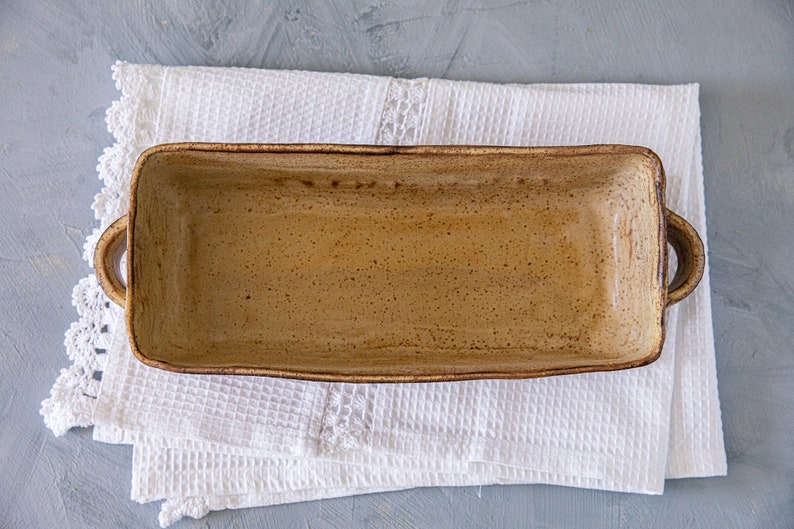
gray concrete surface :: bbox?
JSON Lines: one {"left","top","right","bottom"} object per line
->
{"left": 1, "top": 0, "right": 793, "bottom": 527}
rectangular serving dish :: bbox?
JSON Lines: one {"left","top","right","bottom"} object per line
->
{"left": 95, "top": 143, "right": 704, "bottom": 382}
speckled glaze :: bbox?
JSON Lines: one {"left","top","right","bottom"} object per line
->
{"left": 94, "top": 143, "right": 704, "bottom": 382}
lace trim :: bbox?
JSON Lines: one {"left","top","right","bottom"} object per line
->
{"left": 319, "top": 383, "right": 377, "bottom": 454}
{"left": 158, "top": 498, "right": 210, "bottom": 528}
{"left": 374, "top": 78, "right": 428, "bottom": 145}
{"left": 41, "top": 61, "right": 166, "bottom": 435}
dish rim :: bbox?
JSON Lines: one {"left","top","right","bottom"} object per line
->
{"left": 123, "top": 142, "right": 669, "bottom": 382}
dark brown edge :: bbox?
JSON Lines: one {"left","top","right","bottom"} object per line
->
{"left": 664, "top": 209, "right": 705, "bottom": 306}
{"left": 126, "top": 142, "right": 671, "bottom": 382}
{"left": 93, "top": 214, "right": 128, "bottom": 308}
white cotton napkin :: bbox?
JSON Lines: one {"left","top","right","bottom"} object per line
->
{"left": 43, "top": 62, "right": 726, "bottom": 526}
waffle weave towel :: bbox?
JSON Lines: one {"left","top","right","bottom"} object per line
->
{"left": 42, "top": 62, "right": 726, "bottom": 526}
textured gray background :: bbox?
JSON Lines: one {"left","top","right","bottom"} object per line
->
{"left": 1, "top": 1, "right": 793, "bottom": 527}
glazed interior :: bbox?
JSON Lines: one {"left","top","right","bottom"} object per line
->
{"left": 130, "top": 147, "right": 663, "bottom": 380}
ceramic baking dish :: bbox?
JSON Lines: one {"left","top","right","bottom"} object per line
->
{"left": 95, "top": 143, "right": 704, "bottom": 382}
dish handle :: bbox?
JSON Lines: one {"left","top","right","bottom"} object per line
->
{"left": 665, "top": 209, "right": 705, "bottom": 306}
{"left": 94, "top": 215, "right": 128, "bottom": 307}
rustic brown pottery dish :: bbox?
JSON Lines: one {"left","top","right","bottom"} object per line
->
{"left": 95, "top": 143, "right": 704, "bottom": 382}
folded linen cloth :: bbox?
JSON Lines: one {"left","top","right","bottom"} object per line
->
{"left": 42, "top": 62, "right": 726, "bottom": 526}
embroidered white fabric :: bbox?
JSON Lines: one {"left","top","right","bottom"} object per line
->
{"left": 320, "top": 383, "right": 377, "bottom": 454}
{"left": 42, "top": 62, "right": 726, "bottom": 526}
{"left": 375, "top": 78, "right": 428, "bottom": 145}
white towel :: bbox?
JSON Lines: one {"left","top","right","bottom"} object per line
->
{"left": 43, "top": 62, "right": 725, "bottom": 527}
